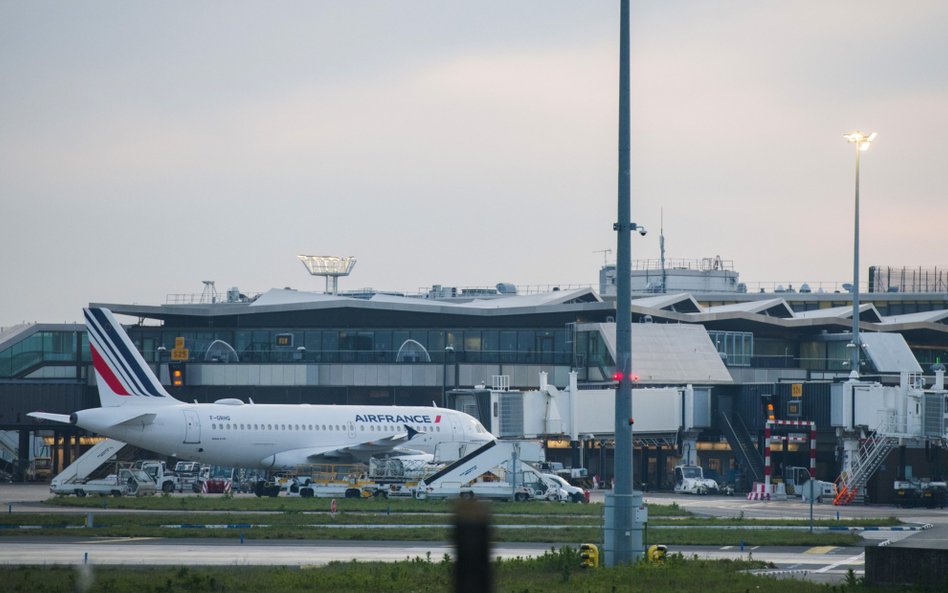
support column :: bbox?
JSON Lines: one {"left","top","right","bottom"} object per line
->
{"left": 570, "top": 440, "right": 581, "bottom": 470}
{"left": 17, "top": 429, "right": 30, "bottom": 482}
{"left": 52, "top": 430, "right": 60, "bottom": 475}
{"left": 598, "top": 440, "right": 607, "bottom": 485}
{"left": 764, "top": 422, "right": 772, "bottom": 492}
{"left": 898, "top": 445, "right": 907, "bottom": 481}
{"left": 681, "top": 430, "right": 700, "bottom": 466}
{"left": 639, "top": 446, "right": 649, "bottom": 490}
{"left": 62, "top": 433, "right": 72, "bottom": 468}
{"left": 840, "top": 434, "right": 860, "bottom": 482}
{"left": 656, "top": 447, "right": 665, "bottom": 490}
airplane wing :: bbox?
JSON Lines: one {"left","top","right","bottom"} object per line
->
{"left": 261, "top": 424, "right": 424, "bottom": 467}
{"left": 309, "top": 424, "right": 424, "bottom": 460}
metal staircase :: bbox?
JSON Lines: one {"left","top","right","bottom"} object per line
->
{"left": 719, "top": 411, "right": 764, "bottom": 485}
{"left": 833, "top": 430, "right": 898, "bottom": 505}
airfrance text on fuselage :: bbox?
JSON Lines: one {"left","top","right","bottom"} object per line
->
{"left": 355, "top": 414, "right": 441, "bottom": 424}
{"left": 206, "top": 414, "right": 441, "bottom": 424}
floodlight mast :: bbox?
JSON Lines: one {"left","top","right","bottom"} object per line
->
{"left": 843, "top": 131, "right": 876, "bottom": 377}
{"left": 297, "top": 255, "right": 357, "bottom": 295}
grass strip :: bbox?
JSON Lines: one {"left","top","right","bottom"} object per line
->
{"left": 0, "top": 548, "right": 884, "bottom": 593}
{"left": 41, "top": 495, "right": 689, "bottom": 517}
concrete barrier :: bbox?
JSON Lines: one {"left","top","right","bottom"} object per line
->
{"left": 865, "top": 546, "right": 948, "bottom": 589}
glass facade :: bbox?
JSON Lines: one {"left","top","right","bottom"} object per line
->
{"left": 707, "top": 330, "right": 753, "bottom": 367}
{"left": 130, "top": 327, "right": 573, "bottom": 366}
{"left": 0, "top": 330, "right": 87, "bottom": 378}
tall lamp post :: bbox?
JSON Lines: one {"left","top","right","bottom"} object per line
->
{"left": 606, "top": 0, "right": 644, "bottom": 566}
{"left": 843, "top": 130, "right": 877, "bottom": 378}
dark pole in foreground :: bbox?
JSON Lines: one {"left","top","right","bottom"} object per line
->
{"left": 453, "top": 499, "right": 492, "bottom": 593}
{"left": 605, "top": 0, "right": 644, "bottom": 566}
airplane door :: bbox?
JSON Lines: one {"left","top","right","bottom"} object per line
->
{"left": 347, "top": 421, "right": 356, "bottom": 439}
{"left": 450, "top": 416, "right": 461, "bottom": 441}
{"left": 183, "top": 410, "right": 201, "bottom": 444}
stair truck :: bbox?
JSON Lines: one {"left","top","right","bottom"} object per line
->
{"left": 51, "top": 464, "right": 157, "bottom": 497}
{"left": 415, "top": 440, "right": 553, "bottom": 501}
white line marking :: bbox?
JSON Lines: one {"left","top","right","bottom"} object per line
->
{"left": 815, "top": 553, "right": 864, "bottom": 574}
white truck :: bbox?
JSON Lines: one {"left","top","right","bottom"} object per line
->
{"left": 673, "top": 465, "right": 720, "bottom": 495}
{"left": 136, "top": 460, "right": 181, "bottom": 493}
{"left": 51, "top": 466, "right": 157, "bottom": 497}
{"left": 135, "top": 460, "right": 207, "bottom": 493}
{"left": 172, "top": 461, "right": 203, "bottom": 493}
{"left": 783, "top": 466, "right": 836, "bottom": 502}
{"left": 416, "top": 440, "right": 554, "bottom": 502}
{"left": 541, "top": 473, "right": 589, "bottom": 503}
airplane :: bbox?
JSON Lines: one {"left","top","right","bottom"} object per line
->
{"left": 29, "top": 307, "right": 495, "bottom": 469}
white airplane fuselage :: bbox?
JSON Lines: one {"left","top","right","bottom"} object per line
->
{"left": 75, "top": 402, "right": 486, "bottom": 469}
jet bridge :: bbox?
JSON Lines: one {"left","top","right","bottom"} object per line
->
{"left": 831, "top": 370, "right": 948, "bottom": 504}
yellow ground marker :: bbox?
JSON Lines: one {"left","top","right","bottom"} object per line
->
{"left": 804, "top": 545, "right": 837, "bottom": 554}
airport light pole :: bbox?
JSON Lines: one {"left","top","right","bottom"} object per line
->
{"left": 844, "top": 131, "right": 877, "bottom": 378}
{"left": 606, "top": 0, "right": 644, "bottom": 566}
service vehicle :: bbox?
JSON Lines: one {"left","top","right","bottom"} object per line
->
{"left": 895, "top": 479, "right": 948, "bottom": 508}
{"left": 200, "top": 465, "right": 235, "bottom": 494}
{"left": 51, "top": 465, "right": 157, "bottom": 497}
{"left": 416, "top": 440, "right": 552, "bottom": 501}
{"left": 173, "top": 461, "right": 203, "bottom": 493}
{"left": 673, "top": 464, "right": 719, "bottom": 494}
{"left": 542, "top": 472, "right": 590, "bottom": 503}
{"left": 782, "top": 465, "right": 836, "bottom": 502}
{"left": 26, "top": 457, "right": 52, "bottom": 482}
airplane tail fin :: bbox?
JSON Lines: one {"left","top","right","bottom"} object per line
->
{"left": 84, "top": 307, "right": 178, "bottom": 407}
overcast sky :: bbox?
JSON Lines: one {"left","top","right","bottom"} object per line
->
{"left": 2, "top": 1, "right": 947, "bottom": 326}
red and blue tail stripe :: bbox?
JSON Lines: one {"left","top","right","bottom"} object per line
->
{"left": 84, "top": 308, "right": 171, "bottom": 401}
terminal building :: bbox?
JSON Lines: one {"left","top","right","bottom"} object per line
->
{"left": 2, "top": 260, "right": 947, "bottom": 503}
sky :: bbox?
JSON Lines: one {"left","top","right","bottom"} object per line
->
{"left": 2, "top": 1, "right": 947, "bottom": 326}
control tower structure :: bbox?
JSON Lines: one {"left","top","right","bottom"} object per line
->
{"left": 297, "top": 255, "right": 357, "bottom": 295}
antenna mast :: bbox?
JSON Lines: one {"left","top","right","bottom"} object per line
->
{"left": 594, "top": 249, "right": 613, "bottom": 266}
{"left": 660, "top": 210, "right": 666, "bottom": 293}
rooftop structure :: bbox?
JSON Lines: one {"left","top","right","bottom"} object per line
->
{"left": 297, "top": 255, "right": 357, "bottom": 295}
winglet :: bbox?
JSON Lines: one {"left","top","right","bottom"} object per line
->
{"left": 404, "top": 424, "right": 419, "bottom": 440}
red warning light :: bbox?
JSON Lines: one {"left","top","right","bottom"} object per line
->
{"left": 612, "top": 372, "right": 624, "bottom": 382}
{"left": 632, "top": 373, "right": 640, "bottom": 382}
